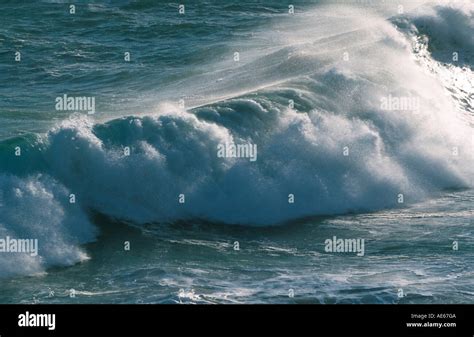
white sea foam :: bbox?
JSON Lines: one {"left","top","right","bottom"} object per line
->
{"left": 0, "top": 174, "right": 97, "bottom": 277}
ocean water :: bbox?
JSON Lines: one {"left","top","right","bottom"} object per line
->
{"left": 0, "top": 0, "right": 473, "bottom": 304}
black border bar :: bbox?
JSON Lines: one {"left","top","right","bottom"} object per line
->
{"left": 0, "top": 304, "right": 473, "bottom": 337}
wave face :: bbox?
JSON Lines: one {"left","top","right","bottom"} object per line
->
{"left": 394, "top": 2, "right": 474, "bottom": 66}
{"left": 0, "top": 1, "right": 473, "bottom": 277}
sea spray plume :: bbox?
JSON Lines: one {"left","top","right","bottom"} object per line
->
{"left": 153, "top": 1, "right": 434, "bottom": 110}
{"left": 0, "top": 174, "right": 96, "bottom": 278}
{"left": 32, "top": 2, "right": 473, "bottom": 226}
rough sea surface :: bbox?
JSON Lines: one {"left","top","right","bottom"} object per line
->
{"left": 0, "top": 0, "right": 472, "bottom": 303}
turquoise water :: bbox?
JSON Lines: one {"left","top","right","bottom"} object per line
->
{"left": 0, "top": 1, "right": 473, "bottom": 303}
{"left": 0, "top": 190, "right": 472, "bottom": 304}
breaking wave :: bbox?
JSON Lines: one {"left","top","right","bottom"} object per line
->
{"left": 0, "top": 0, "right": 473, "bottom": 277}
